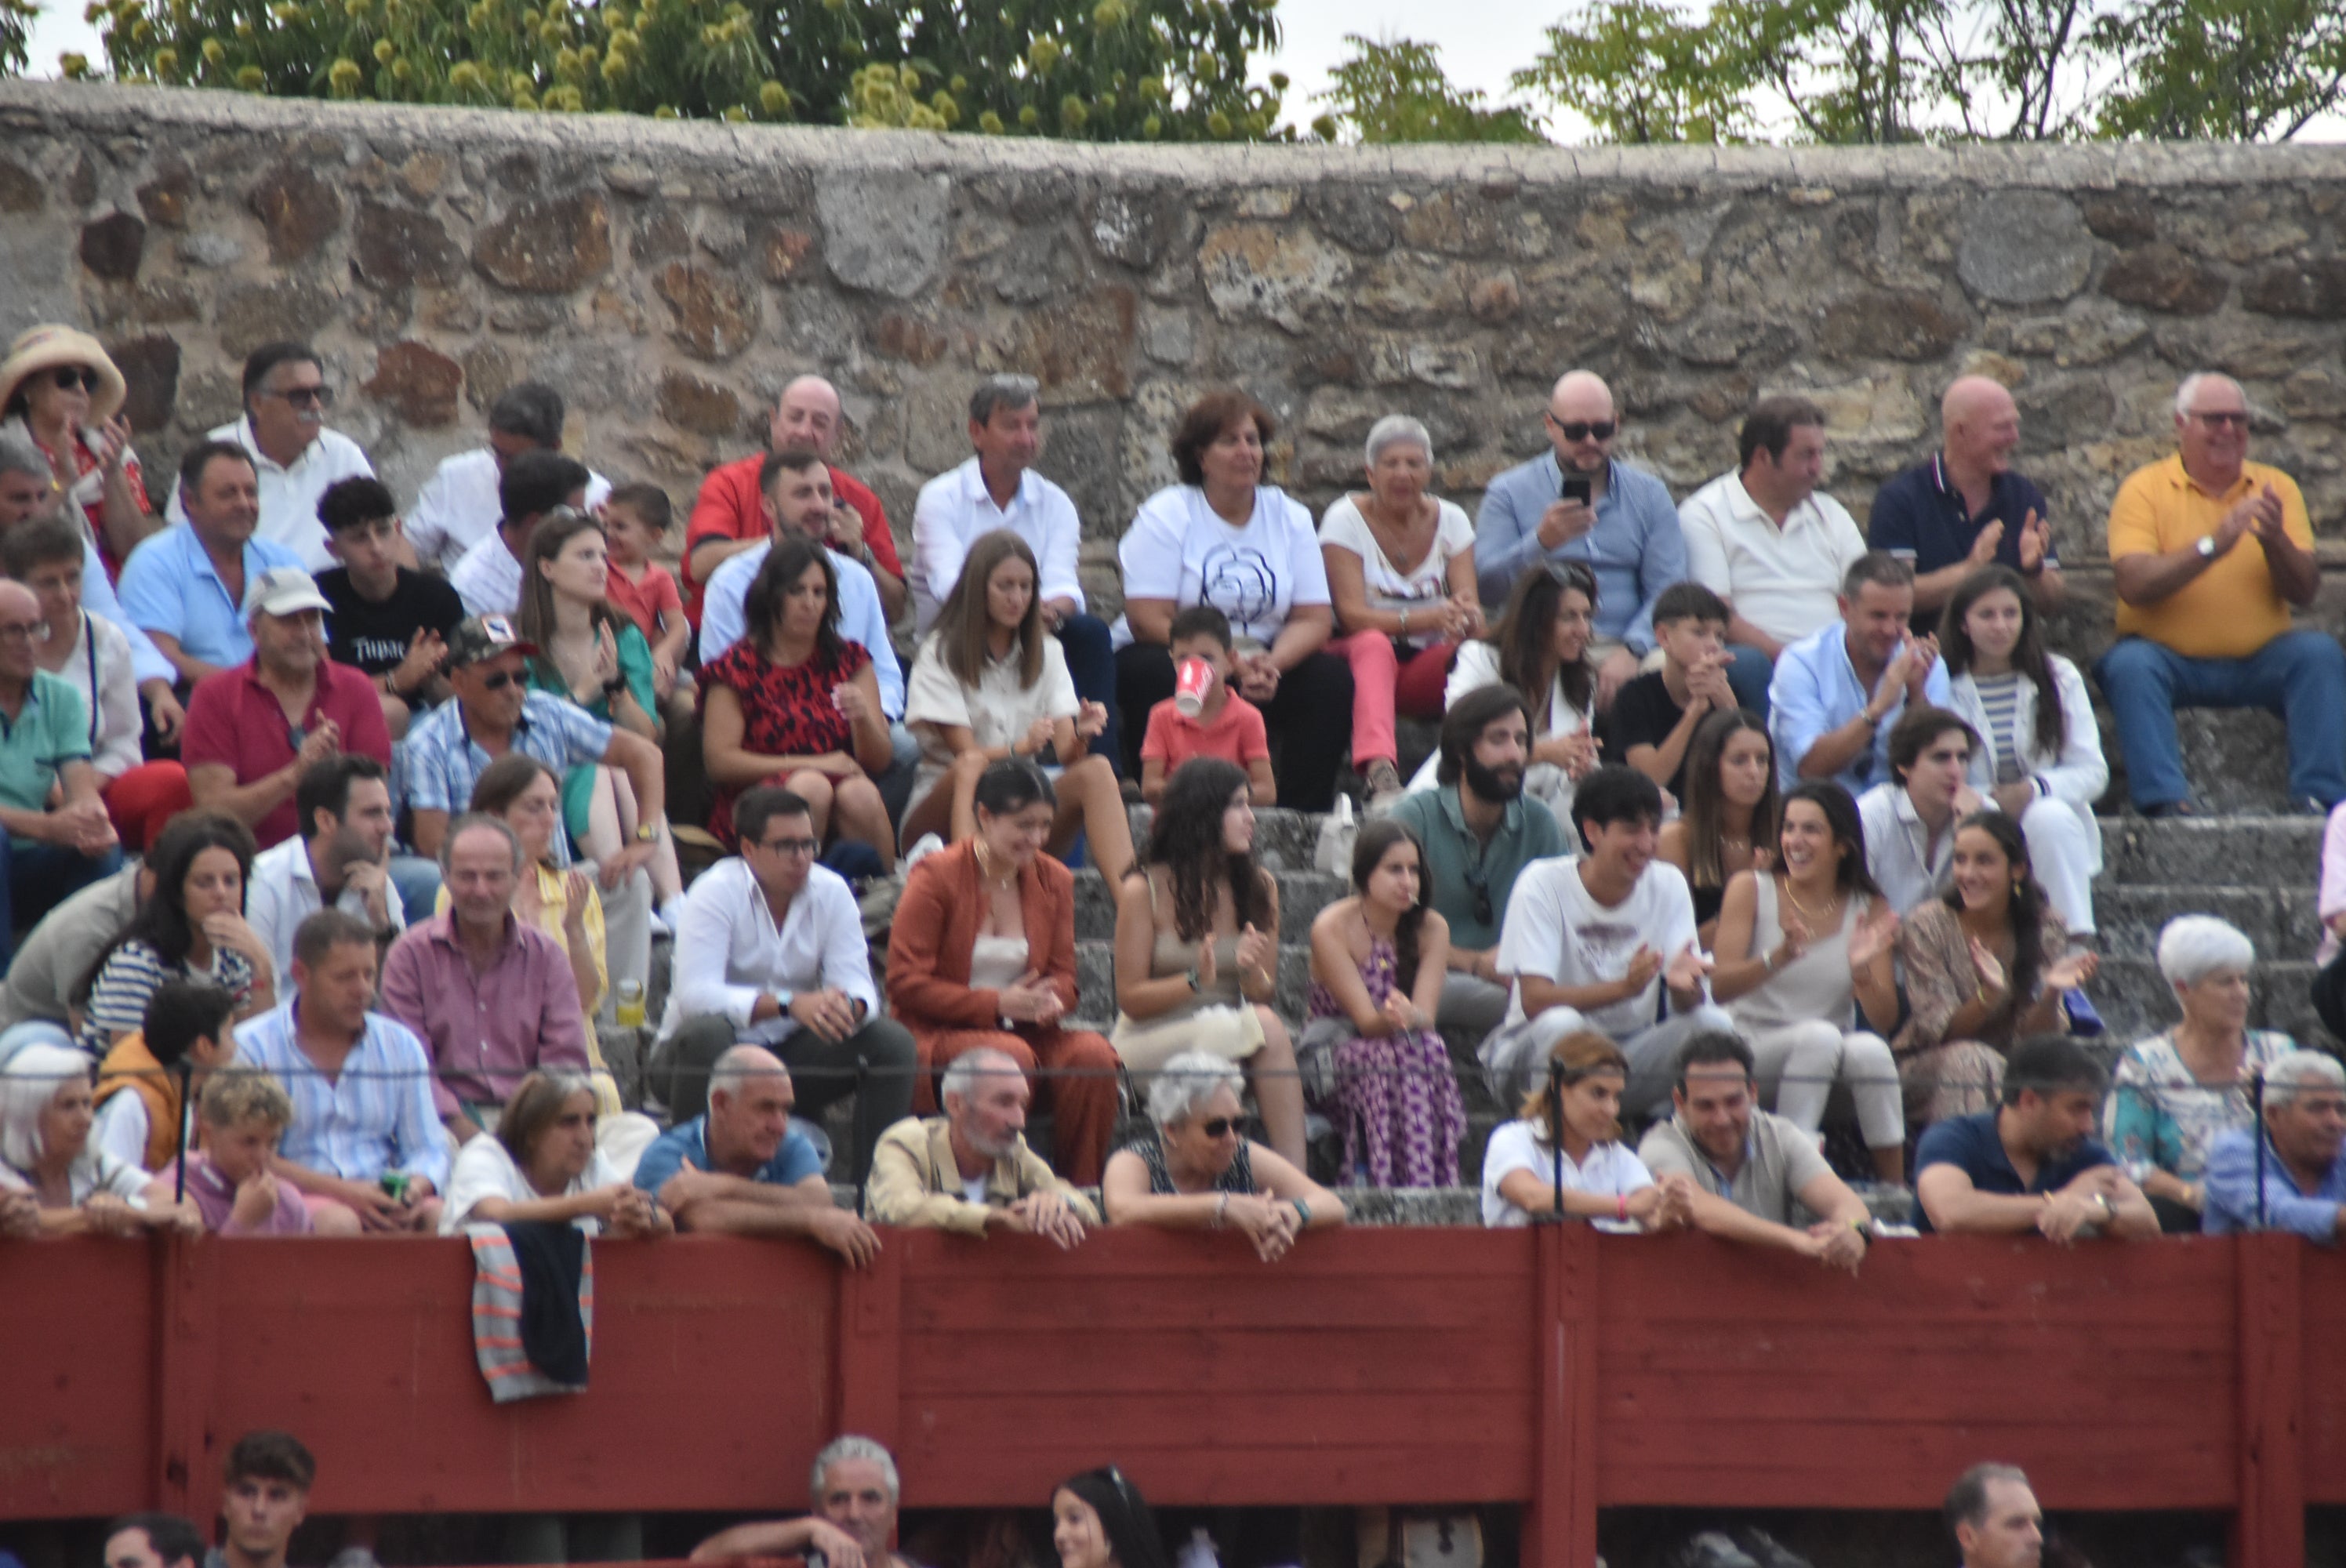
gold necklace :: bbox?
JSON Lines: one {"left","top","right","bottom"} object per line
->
{"left": 1781, "top": 879, "right": 1843, "bottom": 924}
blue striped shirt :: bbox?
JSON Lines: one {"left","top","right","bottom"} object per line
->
{"left": 398, "top": 689, "right": 613, "bottom": 868}
{"left": 234, "top": 998, "right": 452, "bottom": 1191}
{"left": 2203, "top": 1127, "right": 2346, "bottom": 1243}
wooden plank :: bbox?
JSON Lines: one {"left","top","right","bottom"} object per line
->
{"left": 900, "top": 1327, "right": 1526, "bottom": 1396}
{"left": 2232, "top": 1232, "right": 2304, "bottom": 1568}
{"left": 889, "top": 1439, "right": 1532, "bottom": 1508}
{"left": 0, "top": 1238, "right": 159, "bottom": 1519}
{"left": 154, "top": 1232, "right": 218, "bottom": 1517}
{"left": 836, "top": 1234, "right": 900, "bottom": 1450}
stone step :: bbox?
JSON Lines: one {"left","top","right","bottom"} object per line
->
{"left": 2087, "top": 956, "right": 2332, "bottom": 1046}
{"left": 2100, "top": 706, "right": 2304, "bottom": 817}
{"left": 2097, "top": 815, "right": 2326, "bottom": 887}
{"left": 1070, "top": 866, "right": 1347, "bottom": 946}
{"left": 2095, "top": 884, "right": 2320, "bottom": 962}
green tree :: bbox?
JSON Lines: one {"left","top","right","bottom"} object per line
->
{"left": 1311, "top": 34, "right": 1543, "bottom": 142}
{"left": 2, "top": 0, "right": 34, "bottom": 74}
{"left": 1512, "top": 0, "right": 1760, "bottom": 141}
{"left": 83, "top": 0, "right": 1286, "bottom": 137}
{"left": 2091, "top": 0, "right": 2346, "bottom": 138}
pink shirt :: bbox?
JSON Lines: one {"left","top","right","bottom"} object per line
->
{"left": 1140, "top": 693, "right": 1270, "bottom": 771}
{"left": 605, "top": 561, "right": 682, "bottom": 645}
{"left": 377, "top": 912, "right": 591, "bottom": 1121}
{"left": 155, "top": 1151, "right": 314, "bottom": 1234}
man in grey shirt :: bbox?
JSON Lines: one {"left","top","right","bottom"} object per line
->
{"left": 1638, "top": 1030, "right": 1876, "bottom": 1271}
{"left": 0, "top": 858, "right": 140, "bottom": 1037}
{"left": 1474, "top": 369, "right": 1688, "bottom": 708}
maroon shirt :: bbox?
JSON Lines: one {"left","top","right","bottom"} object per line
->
{"left": 377, "top": 911, "right": 592, "bottom": 1122}
{"left": 181, "top": 657, "right": 394, "bottom": 848}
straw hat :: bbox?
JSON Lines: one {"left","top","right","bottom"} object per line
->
{"left": 0, "top": 325, "right": 128, "bottom": 426}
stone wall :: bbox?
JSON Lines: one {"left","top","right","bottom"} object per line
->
{"left": 8, "top": 81, "right": 2346, "bottom": 637}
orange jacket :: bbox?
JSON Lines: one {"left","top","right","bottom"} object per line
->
{"left": 93, "top": 1031, "right": 182, "bottom": 1172}
{"left": 886, "top": 840, "right": 1081, "bottom": 1035}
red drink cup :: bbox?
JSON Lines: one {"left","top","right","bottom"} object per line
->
{"left": 1175, "top": 657, "right": 1212, "bottom": 717}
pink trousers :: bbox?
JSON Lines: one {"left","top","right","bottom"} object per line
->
{"left": 1334, "top": 632, "right": 1458, "bottom": 767}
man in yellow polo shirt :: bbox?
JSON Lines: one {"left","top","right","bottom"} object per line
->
{"left": 2097, "top": 372, "right": 2346, "bottom": 817}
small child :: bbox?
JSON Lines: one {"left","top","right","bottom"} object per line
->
{"left": 601, "top": 482, "right": 691, "bottom": 700}
{"left": 1605, "top": 581, "right": 1736, "bottom": 801}
{"left": 1141, "top": 605, "right": 1276, "bottom": 806}
{"left": 144, "top": 1069, "right": 314, "bottom": 1236}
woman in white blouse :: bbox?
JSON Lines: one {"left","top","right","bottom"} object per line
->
{"left": 1113, "top": 390, "right": 1353, "bottom": 811}
{"left": 1318, "top": 416, "right": 1481, "bottom": 807}
{"left": 1937, "top": 565, "right": 2105, "bottom": 937}
{"left": 0, "top": 1041, "right": 200, "bottom": 1238}
{"left": 904, "top": 530, "right": 1134, "bottom": 884}
{"left": 1404, "top": 561, "right": 1600, "bottom": 818}
{"left": 1480, "top": 1029, "right": 1694, "bottom": 1230}
{"left": 441, "top": 1070, "right": 674, "bottom": 1234}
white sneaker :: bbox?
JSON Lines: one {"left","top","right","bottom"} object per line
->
{"left": 903, "top": 832, "right": 946, "bottom": 870}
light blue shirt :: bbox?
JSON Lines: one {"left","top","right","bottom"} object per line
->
{"left": 1473, "top": 455, "right": 1686, "bottom": 656}
{"left": 1767, "top": 620, "right": 1951, "bottom": 794}
{"left": 699, "top": 539, "right": 905, "bottom": 720}
{"left": 77, "top": 539, "right": 173, "bottom": 688}
{"left": 399, "top": 689, "right": 614, "bottom": 867}
{"left": 234, "top": 997, "right": 452, "bottom": 1192}
{"left": 114, "top": 523, "right": 303, "bottom": 673}
{"left": 2203, "top": 1127, "right": 2346, "bottom": 1241}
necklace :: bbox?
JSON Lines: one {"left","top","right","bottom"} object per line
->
{"left": 1781, "top": 879, "right": 1843, "bottom": 924}
{"left": 1720, "top": 834, "right": 1751, "bottom": 855}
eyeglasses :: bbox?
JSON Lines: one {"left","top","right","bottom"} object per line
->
{"left": 1197, "top": 1116, "right": 1244, "bottom": 1139}
{"left": 1545, "top": 415, "right": 1616, "bottom": 442}
{"left": 2186, "top": 409, "right": 2250, "bottom": 428}
{"left": 758, "top": 836, "right": 821, "bottom": 857}
{"left": 49, "top": 368, "right": 100, "bottom": 394}
{"left": 474, "top": 670, "right": 520, "bottom": 691}
{"left": 267, "top": 384, "right": 334, "bottom": 410}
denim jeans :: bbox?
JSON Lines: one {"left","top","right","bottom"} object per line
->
{"left": 0, "top": 830, "right": 124, "bottom": 974}
{"left": 2095, "top": 630, "right": 2346, "bottom": 809}
{"left": 1721, "top": 643, "right": 1778, "bottom": 720}
{"left": 1055, "top": 612, "right": 1123, "bottom": 778}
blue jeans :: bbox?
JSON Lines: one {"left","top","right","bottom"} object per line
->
{"left": 0, "top": 830, "right": 124, "bottom": 974}
{"left": 2096, "top": 630, "right": 2346, "bottom": 809}
{"left": 1723, "top": 643, "right": 1777, "bottom": 720}
{"left": 389, "top": 854, "right": 444, "bottom": 926}
{"left": 1055, "top": 613, "right": 1122, "bottom": 778}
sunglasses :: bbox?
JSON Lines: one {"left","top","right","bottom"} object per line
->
{"left": 1197, "top": 1116, "right": 1244, "bottom": 1139}
{"left": 474, "top": 669, "right": 520, "bottom": 691}
{"left": 1546, "top": 416, "right": 1616, "bottom": 442}
{"left": 267, "top": 384, "right": 334, "bottom": 410}
{"left": 50, "top": 367, "right": 100, "bottom": 394}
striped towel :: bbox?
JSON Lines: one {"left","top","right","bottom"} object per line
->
{"left": 467, "top": 1225, "right": 594, "bottom": 1403}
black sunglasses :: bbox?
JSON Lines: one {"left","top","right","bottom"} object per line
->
{"left": 51, "top": 367, "right": 100, "bottom": 394}
{"left": 476, "top": 669, "right": 519, "bottom": 691}
{"left": 269, "top": 384, "right": 334, "bottom": 409}
{"left": 1546, "top": 416, "right": 1616, "bottom": 442}
{"left": 1198, "top": 1116, "right": 1244, "bottom": 1139}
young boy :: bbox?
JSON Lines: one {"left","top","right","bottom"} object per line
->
{"left": 143, "top": 1065, "right": 314, "bottom": 1235}
{"left": 92, "top": 979, "right": 242, "bottom": 1174}
{"left": 314, "top": 476, "right": 464, "bottom": 737}
{"left": 1139, "top": 605, "right": 1276, "bottom": 806}
{"left": 1604, "top": 582, "right": 1738, "bottom": 800}
{"left": 601, "top": 482, "right": 691, "bottom": 701}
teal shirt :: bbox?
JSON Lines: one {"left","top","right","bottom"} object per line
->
{"left": 1388, "top": 785, "right": 1568, "bottom": 951}
{"left": 527, "top": 620, "right": 656, "bottom": 721}
{"left": 0, "top": 670, "right": 92, "bottom": 814}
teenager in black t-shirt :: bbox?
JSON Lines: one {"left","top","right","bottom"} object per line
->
{"left": 1603, "top": 581, "right": 1737, "bottom": 801}
{"left": 315, "top": 477, "right": 465, "bottom": 736}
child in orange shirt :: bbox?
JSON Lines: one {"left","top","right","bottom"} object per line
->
{"left": 601, "top": 482, "right": 691, "bottom": 701}
{"left": 1140, "top": 605, "right": 1276, "bottom": 806}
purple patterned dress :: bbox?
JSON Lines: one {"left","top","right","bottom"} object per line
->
{"left": 1306, "top": 936, "right": 1465, "bottom": 1188}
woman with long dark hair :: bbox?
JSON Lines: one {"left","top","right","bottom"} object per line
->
{"left": 1110, "top": 757, "right": 1303, "bottom": 1163}
{"left": 74, "top": 813, "right": 268, "bottom": 1058}
{"left": 1302, "top": 818, "right": 1464, "bottom": 1186}
{"left": 1938, "top": 564, "right": 2105, "bottom": 937}
{"left": 1656, "top": 708, "right": 1778, "bottom": 946}
{"left": 1051, "top": 1467, "right": 1172, "bottom": 1568}
{"left": 1894, "top": 810, "right": 2099, "bottom": 1126}
{"left": 1709, "top": 781, "right": 1905, "bottom": 1181}
{"left": 1409, "top": 561, "right": 1598, "bottom": 815}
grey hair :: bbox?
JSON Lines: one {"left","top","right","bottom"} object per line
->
{"left": 2174, "top": 371, "right": 2239, "bottom": 418}
{"left": 2156, "top": 914, "right": 2254, "bottom": 989}
{"left": 1364, "top": 413, "right": 1433, "bottom": 470}
{"left": 968, "top": 373, "right": 1040, "bottom": 427}
{"left": 0, "top": 426, "right": 48, "bottom": 481}
{"left": 439, "top": 811, "right": 524, "bottom": 874}
{"left": 940, "top": 1047, "right": 1023, "bottom": 1106}
{"left": 810, "top": 1435, "right": 900, "bottom": 1507}
{"left": 0, "top": 1042, "right": 93, "bottom": 1173}
{"left": 2264, "top": 1050, "right": 2346, "bottom": 1110}
{"left": 1145, "top": 1050, "right": 1244, "bottom": 1131}
{"left": 709, "top": 1044, "right": 787, "bottom": 1103}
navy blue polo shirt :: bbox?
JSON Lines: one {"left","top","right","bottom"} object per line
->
{"left": 1868, "top": 455, "right": 2054, "bottom": 633}
{"left": 1912, "top": 1111, "right": 2114, "bottom": 1233}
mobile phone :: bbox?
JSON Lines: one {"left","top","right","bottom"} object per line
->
{"left": 1561, "top": 475, "right": 1592, "bottom": 506}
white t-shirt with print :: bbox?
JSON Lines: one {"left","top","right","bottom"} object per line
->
{"left": 1113, "top": 485, "right": 1330, "bottom": 648}
{"left": 1316, "top": 495, "right": 1476, "bottom": 648}
{"left": 1480, "top": 1118, "right": 1654, "bottom": 1228}
{"left": 1494, "top": 856, "right": 1699, "bottom": 1038}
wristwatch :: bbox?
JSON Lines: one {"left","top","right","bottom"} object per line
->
{"left": 2195, "top": 535, "right": 2217, "bottom": 559}
{"left": 633, "top": 821, "right": 658, "bottom": 843}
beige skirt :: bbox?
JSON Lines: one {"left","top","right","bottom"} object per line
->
{"left": 1112, "top": 1003, "right": 1265, "bottom": 1074}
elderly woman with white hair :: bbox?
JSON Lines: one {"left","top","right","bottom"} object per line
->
{"left": 0, "top": 1041, "right": 198, "bottom": 1237}
{"left": 1318, "top": 414, "right": 1482, "bottom": 807}
{"left": 2105, "top": 914, "right": 2297, "bottom": 1232}
{"left": 1102, "top": 1049, "right": 1343, "bottom": 1261}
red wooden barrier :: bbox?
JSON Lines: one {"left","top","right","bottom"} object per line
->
{"left": 0, "top": 1227, "right": 2330, "bottom": 1566}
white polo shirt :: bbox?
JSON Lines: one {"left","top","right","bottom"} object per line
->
{"left": 1678, "top": 471, "right": 1867, "bottom": 647}
{"left": 449, "top": 531, "right": 523, "bottom": 616}
{"left": 165, "top": 415, "right": 375, "bottom": 572}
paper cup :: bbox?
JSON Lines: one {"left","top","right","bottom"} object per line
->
{"left": 1175, "top": 657, "right": 1212, "bottom": 717}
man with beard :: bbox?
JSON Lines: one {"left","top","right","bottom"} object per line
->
{"left": 1389, "top": 685, "right": 1569, "bottom": 1039}
{"left": 245, "top": 754, "right": 404, "bottom": 982}
{"left": 1473, "top": 370, "right": 1687, "bottom": 710}
{"left": 1768, "top": 552, "right": 1950, "bottom": 797}
{"left": 1914, "top": 1035, "right": 2156, "bottom": 1237}
{"left": 1478, "top": 764, "right": 1732, "bottom": 1109}
{"left": 867, "top": 1046, "right": 1094, "bottom": 1242}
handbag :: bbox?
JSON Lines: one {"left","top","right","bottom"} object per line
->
{"left": 1315, "top": 794, "right": 1358, "bottom": 877}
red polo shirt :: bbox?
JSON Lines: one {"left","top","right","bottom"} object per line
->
{"left": 681, "top": 452, "right": 899, "bottom": 624}
{"left": 181, "top": 657, "right": 394, "bottom": 848}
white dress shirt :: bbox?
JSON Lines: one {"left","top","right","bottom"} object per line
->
{"left": 405, "top": 447, "right": 613, "bottom": 573}
{"left": 245, "top": 834, "right": 408, "bottom": 985}
{"left": 1678, "top": 471, "right": 1868, "bottom": 647}
{"left": 1858, "top": 781, "right": 1967, "bottom": 916}
{"left": 166, "top": 415, "right": 375, "bottom": 571}
{"left": 658, "top": 858, "right": 879, "bottom": 1040}
{"left": 699, "top": 539, "right": 906, "bottom": 719}
{"left": 910, "top": 457, "right": 1087, "bottom": 635}
{"left": 448, "top": 531, "right": 522, "bottom": 617}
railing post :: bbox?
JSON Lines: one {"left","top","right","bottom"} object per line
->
{"left": 151, "top": 1230, "right": 216, "bottom": 1517}
{"left": 1525, "top": 1223, "right": 1599, "bottom": 1568}
{"left": 2231, "top": 1233, "right": 2304, "bottom": 1568}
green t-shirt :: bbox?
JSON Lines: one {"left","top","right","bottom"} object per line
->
{"left": 527, "top": 620, "right": 656, "bottom": 721}
{"left": 0, "top": 670, "right": 92, "bottom": 814}
{"left": 1387, "top": 784, "right": 1568, "bottom": 951}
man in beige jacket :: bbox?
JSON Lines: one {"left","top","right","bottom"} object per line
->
{"left": 868, "top": 1047, "right": 1095, "bottom": 1245}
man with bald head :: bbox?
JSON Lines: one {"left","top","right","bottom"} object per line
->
{"left": 684, "top": 375, "right": 907, "bottom": 624}
{"left": 2097, "top": 372, "right": 2346, "bottom": 816}
{"left": 1869, "top": 376, "right": 2065, "bottom": 633}
{"left": 1476, "top": 371, "right": 1687, "bottom": 707}
{"left": 0, "top": 575, "right": 122, "bottom": 964}
{"left": 632, "top": 1042, "right": 883, "bottom": 1265}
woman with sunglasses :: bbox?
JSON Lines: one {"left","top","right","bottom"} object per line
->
{"left": 1317, "top": 415, "right": 1481, "bottom": 808}
{"left": 1403, "top": 561, "right": 1598, "bottom": 816}
{"left": 0, "top": 326, "right": 154, "bottom": 580}
{"left": 1102, "top": 1048, "right": 1342, "bottom": 1262}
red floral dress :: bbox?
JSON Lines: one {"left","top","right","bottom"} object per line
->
{"left": 700, "top": 637, "right": 873, "bottom": 847}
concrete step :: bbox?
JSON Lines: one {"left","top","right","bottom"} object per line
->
{"left": 2088, "top": 956, "right": 2331, "bottom": 1046}
{"left": 2097, "top": 815, "right": 2326, "bottom": 887}
{"left": 2100, "top": 706, "right": 2305, "bottom": 816}
{"left": 2095, "top": 884, "right": 2320, "bottom": 962}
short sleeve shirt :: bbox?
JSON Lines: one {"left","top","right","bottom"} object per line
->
{"left": 400, "top": 690, "right": 614, "bottom": 866}
{"left": 1679, "top": 473, "right": 1868, "bottom": 646}
{"left": 1385, "top": 786, "right": 1567, "bottom": 952}
{"left": 1316, "top": 495, "right": 1476, "bottom": 648}
{"left": 181, "top": 658, "right": 395, "bottom": 847}
{"left": 605, "top": 563, "right": 683, "bottom": 645}
{"left": 316, "top": 567, "right": 467, "bottom": 677}
{"left": 1638, "top": 1109, "right": 1830, "bottom": 1225}
{"left": 1114, "top": 485, "right": 1331, "bottom": 647}
{"left": 2108, "top": 455, "right": 2310, "bottom": 659}
{"left": 1139, "top": 694, "right": 1270, "bottom": 771}
{"left": 633, "top": 1113, "right": 826, "bottom": 1197}
{"left": 904, "top": 633, "right": 1080, "bottom": 763}
{"left": 1601, "top": 672, "right": 1690, "bottom": 798}
{"left": 1912, "top": 1111, "right": 2116, "bottom": 1234}
{"left": 115, "top": 524, "right": 305, "bottom": 670}
{"left": 0, "top": 669, "right": 92, "bottom": 813}
{"left": 1480, "top": 1119, "right": 1652, "bottom": 1228}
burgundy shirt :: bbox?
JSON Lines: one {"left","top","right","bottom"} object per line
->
{"left": 377, "top": 911, "right": 591, "bottom": 1121}
{"left": 181, "top": 657, "right": 394, "bottom": 848}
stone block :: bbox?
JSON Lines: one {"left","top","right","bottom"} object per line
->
{"left": 756, "top": 223, "right": 816, "bottom": 284}
{"left": 2101, "top": 243, "right": 2226, "bottom": 316}
{"left": 176, "top": 231, "right": 241, "bottom": 270}
{"left": 105, "top": 332, "right": 180, "bottom": 435}
{"left": 246, "top": 159, "right": 345, "bottom": 264}
{"left": 352, "top": 200, "right": 464, "bottom": 290}
{"left": 473, "top": 189, "right": 612, "bottom": 295}
{"left": 1091, "top": 188, "right": 1173, "bottom": 270}
{"left": 2001, "top": 297, "right": 2148, "bottom": 368}
{"left": 2243, "top": 258, "right": 2346, "bottom": 320}
{"left": 2098, "top": 816, "right": 2324, "bottom": 889}
{"left": 653, "top": 260, "right": 761, "bottom": 361}
{"left": 1815, "top": 288, "right": 1967, "bottom": 361}
{"left": 1197, "top": 222, "right": 1349, "bottom": 334}
{"left": 215, "top": 277, "right": 339, "bottom": 358}
{"left": 984, "top": 288, "right": 1138, "bottom": 403}
{"left": 656, "top": 369, "right": 742, "bottom": 436}
{"left": 1956, "top": 191, "right": 2094, "bottom": 305}
{"left": 77, "top": 210, "right": 145, "bottom": 282}
{"left": 362, "top": 340, "right": 463, "bottom": 426}
{"left": 815, "top": 169, "right": 949, "bottom": 299}
{"left": 0, "top": 154, "right": 43, "bottom": 214}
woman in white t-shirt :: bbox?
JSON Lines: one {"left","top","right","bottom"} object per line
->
{"left": 1318, "top": 416, "right": 1482, "bottom": 807}
{"left": 440, "top": 1070, "right": 675, "bottom": 1235}
{"left": 1404, "top": 561, "right": 1600, "bottom": 818}
{"left": 1113, "top": 390, "right": 1353, "bottom": 811}
{"left": 1480, "top": 1030, "right": 1694, "bottom": 1230}
{"left": 902, "top": 531, "right": 1134, "bottom": 884}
